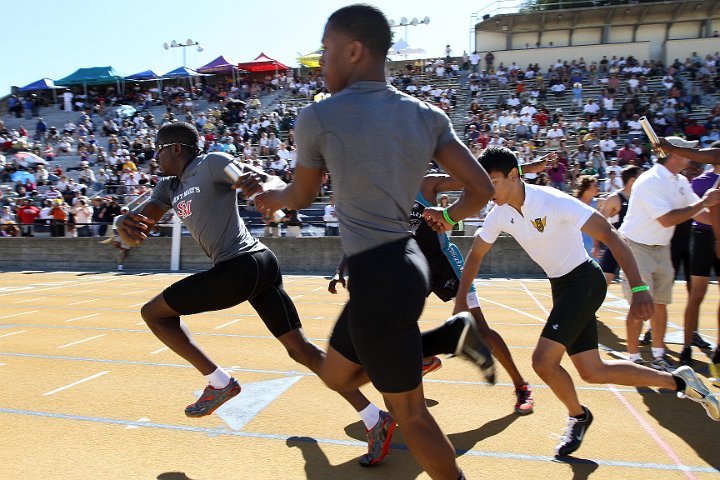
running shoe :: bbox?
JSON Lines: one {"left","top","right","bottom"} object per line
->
{"left": 185, "top": 378, "right": 241, "bottom": 418}
{"left": 554, "top": 406, "right": 593, "bottom": 456}
{"left": 451, "top": 312, "right": 496, "bottom": 384}
{"left": 673, "top": 366, "right": 720, "bottom": 421}
{"left": 359, "top": 410, "right": 396, "bottom": 467}
{"left": 650, "top": 355, "right": 675, "bottom": 373}
{"left": 422, "top": 356, "right": 443, "bottom": 377}
{"left": 631, "top": 357, "right": 645, "bottom": 366}
{"left": 679, "top": 347, "right": 693, "bottom": 367}
{"left": 691, "top": 332, "right": 712, "bottom": 349}
{"left": 514, "top": 383, "right": 534, "bottom": 415}
{"left": 639, "top": 329, "right": 652, "bottom": 346}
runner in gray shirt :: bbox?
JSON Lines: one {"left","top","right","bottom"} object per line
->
{"left": 246, "top": 5, "right": 495, "bottom": 478}
{"left": 117, "top": 122, "right": 400, "bottom": 465}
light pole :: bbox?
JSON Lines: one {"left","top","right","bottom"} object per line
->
{"left": 163, "top": 38, "right": 204, "bottom": 67}
{"left": 388, "top": 16, "right": 430, "bottom": 45}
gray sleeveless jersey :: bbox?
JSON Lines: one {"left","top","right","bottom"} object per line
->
{"left": 151, "top": 152, "right": 265, "bottom": 264}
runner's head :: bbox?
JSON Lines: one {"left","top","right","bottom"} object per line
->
{"left": 478, "top": 146, "right": 523, "bottom": 206}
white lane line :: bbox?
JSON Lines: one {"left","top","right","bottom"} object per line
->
{"left": 0, "top": 310, "right": 38, "bottom": 319}
{"left": 14, "top": 298, "right": 38, "bottom": 304}
{"left": 519, "top": 281, "right": 550, "bottom": 315}
{"left": 126, "top": 417, "right": 151, "bottom": 429}
{"left": 0, "top": 363, "right": 5, "bottom": 366}
{"left": 65, "top": 313, "right": 101, "bottom": 323}
{"left": 215, "top": 318, "right": 242, "bottom": 329}
{"left": 150, "top": 346, "right": 169, "bottom": 355}
{"left": 312, "top": 287, "right": 323, "bottom": 292}
{"left": 58, "top": 334, "right": 105, "bottom": 349}
{"left": 120, "top": 290, "right": 146, "bottom": 296}
{"left": 42, "top": 371, "right": 110, "bottom": 396}
{"left": 291, "top": 295, "right": 304, "bottom": 301}
{"left": 136, "top": 322, "right": 145, "bottom": 326}
{"left": 68, "top": 299, "right": 99, "bottom": 306}
{"left": 0, "top": 330, "right": 28, "bottom": 338}
{"left": 83, "top": 289, "right": 98, "bottom": 293}
{"left": 0, "top": 277, "right": 119, "bottom": 297}
{"left": 129, "top": 303, "right": 145, "bottom": 308}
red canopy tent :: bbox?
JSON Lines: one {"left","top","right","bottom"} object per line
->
{"left": 237, "top": 52, "right": 290, "bottom": 73}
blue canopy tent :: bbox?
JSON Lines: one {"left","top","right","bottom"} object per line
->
{"left": 162, "top": 67, "right": 211, "bottom": 88}
{"left": 18, "top": 78, "right": 68, "bottom": 105}
{"left": 125, "top": 70, "right": 162, "bottom": 81}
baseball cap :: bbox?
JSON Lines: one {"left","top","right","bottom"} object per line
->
{"left": 665, "top": 136, "right": 698, "bottom": 148}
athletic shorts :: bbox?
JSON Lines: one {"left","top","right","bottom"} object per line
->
{"left": 426, "top": 246, "right": 480, "bottom": 309}
{"left": 622, "top": 239, "right": 673, "bottom": 305}
{"left": 599, "top": 246, "right": 619, "bottom": 275}
{"left": 163, "top": 248, "right": 301, "bottom": 338}
{"left": 690, "top": 228, "right": 720, "bottom": 277}
{"left": 329, "top": 237, "right": 429, "bottom": 393}
{"left": 544, "top": 260, "right": 606, "bottom": 356}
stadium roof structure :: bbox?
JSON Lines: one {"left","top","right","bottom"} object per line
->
{"left": 237, "top": 53, "right": 289, "bottom": 73}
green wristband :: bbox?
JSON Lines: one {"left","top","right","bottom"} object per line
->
{"left": 517, "top": 164, "right": 523, "bottom": 175}
{"left": 631, "top": 285, "right": 649, "bottom": 293}
{"left": 442, "top": 208, "right": 458, "bottom": 226}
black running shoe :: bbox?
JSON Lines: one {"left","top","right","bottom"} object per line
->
{"left": 639, "top": 329, "right": 652, "bottom": 346}
{"left": 691, "top": 332, "right": 712, "bottom": 349}
{"left": 555, "top": 406, "right": 593, "bottom": 456}
{"left": 679, "top": 347, "right": 693, "bottom": 367}
{"left": 450, "top": 312, "right": 496, "bottom": 384}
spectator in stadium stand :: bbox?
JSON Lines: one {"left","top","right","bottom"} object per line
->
{"left": 583, "top": 99, "right": 600, "bottom": 121}
{"left": 617, "top": 143, "right": 638, "bottom": 166}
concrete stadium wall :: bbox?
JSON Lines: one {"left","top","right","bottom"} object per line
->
{"left": 478, "top": 41, "right": 651, "bottom": 70}
{"left": 665, "top": 38, "right": 720, "bottom": 65}
{"left": 0, "top": 236, "right": 544, "bottom": 277}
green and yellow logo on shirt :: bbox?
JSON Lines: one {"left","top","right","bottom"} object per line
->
{"left": 531, "top": 216, "right": 547, "bottom": 233}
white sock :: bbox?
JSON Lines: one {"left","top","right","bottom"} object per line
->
{"left": 205, "top": 367, "right": 231, "bottom": 389}
{"left": 359, "top": 403, "right": 381, "bottom": 430}
{"left": 628, "top": 352, "right": 642, "bottom": 362}
{"left": 651, "top": 347, "right": 665, "bottom": 359}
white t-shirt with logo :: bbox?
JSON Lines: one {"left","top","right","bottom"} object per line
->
{"left": 477, "top": 183, "right": 595, "bottom": 278}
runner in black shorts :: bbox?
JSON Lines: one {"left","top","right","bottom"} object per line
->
{"left": 248, "top": 5, "right": 496, "bottom": 478}
{"left": 330, "top": 172, "right": 536, "bottom": 415}
{"left": 456, "top": 146, "right": 719, "bottom": 457}
{"left": 117, "top": 122, "right": 397, "bottom": 465}
{"left": 680, "top": 161, "right": 720, "bottom": 367}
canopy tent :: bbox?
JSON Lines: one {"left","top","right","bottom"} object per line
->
{"left": 387, "top": 39, "right": 426, "bottom": 60}
{"left": 18, "top": 78, "right": 68, "bottom": 104}
{"left": 19, "top": 78, "right": 67, "bottom": 92}
{"left": 237, "top": 52, "right": 289, "bottom": 73}
{"left": 162, "top": 66, "right": 210, "bottom": 78}
{"left": 55, "top": 66, "right": 126, "bottom": 86}
{"left": 198, "top": 56, "right": 239, "bottom": 74}
{"left": 198, "top": 55, "right": 243, "bottom": 86}
{"left": 125, "top": 70, "right": 162, "bottom": 81}
{"left": 297, "top": 48, "right": 322, "bottom": 69}
{"left": 55, "top": 66, "right": 126, "bottom": 97}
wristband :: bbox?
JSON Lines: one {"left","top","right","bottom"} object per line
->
{"left": 631, "top": 285, "right": 649, "bottom": 293}
{"left": 442, "top": 208, "right": 458, "bottom": 226}
{"left": 517, "top": 164, "right": 523, "bottom": 175}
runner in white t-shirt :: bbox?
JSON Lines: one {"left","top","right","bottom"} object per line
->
{"left": 454, "top": 146, "right": 720, "bottom": 457}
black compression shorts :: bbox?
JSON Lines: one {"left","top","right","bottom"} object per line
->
{"left": 162, "top": 248, "right": 301, "bottom": 337}
{"left": 329, "top": 237, "right": 429, "bottom": 393}
{"left": 690, "top": 228, "right": 720, "bottom": 277}
{"left": 544, "top": 260, "right": 606, "bottom": 356}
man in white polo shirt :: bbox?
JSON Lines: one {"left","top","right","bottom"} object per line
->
{"left": 454, "top": 146, "right": 719, "bottom": 457}
{"left": 619, "top": 137, "right": 720, "bottom": 372}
